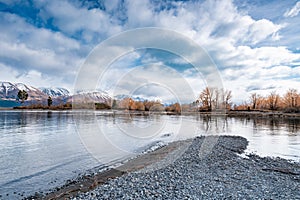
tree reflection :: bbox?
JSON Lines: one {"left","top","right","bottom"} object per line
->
{"left": 199, "top": 116, "right": 229, "bottom": 134}
{"left": 241, "top": 117, "right": 300, "bottom": 135}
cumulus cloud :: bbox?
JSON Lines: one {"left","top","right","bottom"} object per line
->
{"left": 0, "top": 12, "right": 80, "bottom": 50}
{"left": 284, "top": 1, "right": 300, "bottom": 17}
{"left": 0, "top": 11, "right": 85, "bottom": 90}
{"left": 37, "top": 0, "right": 123, "bottom": 43}
{"left": 117, "top": 0, "right": 298, "bottom": 102}
{"left": 0, "top": 0, "right": 300, "bottom": 103}
{"left": 107, "top": 63, "right": 197, "bottom": 103}
{"left": 0, "top": 62, "right": 70, "bottom": 89}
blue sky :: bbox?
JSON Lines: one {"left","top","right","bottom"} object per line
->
{"left": 0, "top": 0, "right": 300, "bottom": 103}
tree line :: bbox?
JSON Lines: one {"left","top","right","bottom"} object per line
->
{"left": 15, "top": 87, "right": 300, "bottom": 113}
{"left": 196, "top": 87, "right": 232, "bottom": 111}
{"left": 234, "top": 89, "right": 300, "bottom": 112}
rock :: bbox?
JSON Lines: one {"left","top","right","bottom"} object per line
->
{"left": 66, "top": 136, "right": 299, "bottom": 199}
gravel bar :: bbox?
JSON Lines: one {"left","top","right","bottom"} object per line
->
{"left": 71, "top": 136, "right": 300, "bottom": 199}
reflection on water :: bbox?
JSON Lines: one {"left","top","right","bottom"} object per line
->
{"left": 198, "top": 115, "right": 300, "bottom": 135}
{"left": 194, "top": 116, "right": 300, "bottom": 161}
{"left": 0, "top": 111, "right": 299, "bottom": 199}
{"left": 0, "top": 111, "right": 97, "bottom": 199}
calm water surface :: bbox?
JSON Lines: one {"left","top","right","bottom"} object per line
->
{"left": 0, "top": 110, "right": 299, "bottom": 198}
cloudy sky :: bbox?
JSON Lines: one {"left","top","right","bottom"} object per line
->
{"left": 0, "top": 0, "right": 300, "bottom": 103}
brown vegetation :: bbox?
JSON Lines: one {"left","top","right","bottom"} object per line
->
{"left": 165, "top": 103, "right": 181, "bottom": 113}
{"left": 234, "top": 89, "right": 300, "bottom": 113}
{"left": 12, "top": 88, "right": 300, "bottom": 114}
{"left": 197, "top": 87, "right": 232, "bottom": 111}
{"left": 14, "top": 103, "right": 72, "bottom": 110}
{"left": 114, "top": 98, "right": 165, "bottom": 112}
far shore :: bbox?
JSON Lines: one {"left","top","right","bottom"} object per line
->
{"left": 4, "top": 107, "right": 300, "bottom": 119}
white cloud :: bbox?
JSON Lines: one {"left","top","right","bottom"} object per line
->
{"left": 0, "top": 13, "right": 82, "bottom": 63}
{"left": 0, "top": 13, "right": 80, "bottom": 52}
{"left": 118, "top": 0, "right": 297, "bottom": 98}
{"left": 0, "top": 12, "right": 83, "bottom": 91}
{"left": 1, "top": 0, "right": 300, "bottom": 103}
{"left": 0, "top": 62, "right": 71, "bottom": 89}
{"left": 284, "top": 1, "right": 300, "bottom": 17}
{"left": 100, "top": 63, "right": 198, "bottom": 103}
{"left": 247, "top": 19, "right": 283, "bottom": 44}
{"left": 38, "top": 0, "right": 122, "bottom": 42}
{"left": 223, "top": 46, "right": 300, "bottom": 69}
{"left": 126, "top": 0, "right": 155, "bottom": 27}
{"left": 0, "top": 63, "right": 20, "bottom": 81}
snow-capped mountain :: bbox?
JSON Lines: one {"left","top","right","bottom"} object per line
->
{"left": 114, "top": 94, "right": 163, "bottom": 103}
{"left": 15, "top": 83, "right": 40, "bottom": 92}
{"left": 0, "top": 82, "right": 19, "bottom": 99}
{"left": 114, "top": 94, "right": 146, "bottom": 102}
{"left": 0, "top": 81, "right": 113, "bottom": 107}
{"left": 40, "top": 87, "right": 70, "bottom": 97}
{"left": 0, "top": 82, "right": 47, "bottom": 100}
{"left": 71, "top": 91, "right": 111, "bottom": 103}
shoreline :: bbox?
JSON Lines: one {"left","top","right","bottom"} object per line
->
{"left": 25, "top": 139, "right": 189, "bottom": 200}
{"left": 26, "top": 136, "right": 300, "bottom": 199}
{"left": 3, "top": 108, "right": 300, "bottom": 119}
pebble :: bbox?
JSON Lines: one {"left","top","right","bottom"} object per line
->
{"left": 55, "top": 136, "right": 300, "bottom": 199}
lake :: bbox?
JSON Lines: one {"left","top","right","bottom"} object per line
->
{"left": 0, "top": 110, "right": 299, "bottom": 198}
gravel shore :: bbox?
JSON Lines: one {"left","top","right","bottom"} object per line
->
{"left": 71, "top": 136, "right": 300, "bottom": 199}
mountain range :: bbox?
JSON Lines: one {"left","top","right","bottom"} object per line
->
{"left": 0, "top": 81, "right": 69, "bottom": 100}
{"left": 0, "top": 81, "right": 164, "bottom": 108}
{"left": 0, "top": 81, "right": 112, "bottom": 107}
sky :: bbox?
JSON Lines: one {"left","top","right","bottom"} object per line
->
{"left": 0, "top": 0, "right": 300, "bottom": 103}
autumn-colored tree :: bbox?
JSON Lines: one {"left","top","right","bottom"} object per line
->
{"left": 173, "top": 103, "right": 181, "bottom": 113}
{"left": 267, "top": 91, "right": 280, "bottom": 110}
{"left": 249, "top": 93, "right": 263, "bottom": 110}
{"left": 165, "top": 103, "right": 181, "bottom": 113}
{"left": 198, "top": 87, "right": 232, "bottom": 111}
{"left": 199, "top": 87, "right": 215, "bottom": 111}
{"left": 144, "top": 100, "right": 154, "bottom": 111}
{"left": 135, "top": 101, "right": 145, "bottom": 111}
{"left": 128, "top": 98, "right": 136, "bottom": 110}
{"left": 234, "top": 88, "right": 300, "bottom": 112}
{"left": 221, "top": 89, "right": 232, "bottom": 109}
{"left": 214, "top": 89, "right": 220, "bottom": 109}
{"left": 283, "top": 89, "right": 298, "bottom": 108}
{"left": 118, "top": 98, "right": 131, "bottom": 109}
{"left": 148, "top": 102, "right": 165, "bottom": 111}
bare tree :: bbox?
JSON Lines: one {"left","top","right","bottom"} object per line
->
{"left": 223, "top": 90, "right": 232, "bottom": 109}
{"left": 267, "top": 91, "right": 280, "bottom": 110}
{"left": 250, "top": 93, "right": 262, "bottom": 110}
{"left": 283, "top": 88, "right": 298, "bottom": 108}
{"left": 214, "top": 89, "right": 220, "bottom": 109}
{"left": 199, "top": 87, "right": 215, "bottom": 111}
{"left": 198, "top": 87, "right": 232, "bottom": 111}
